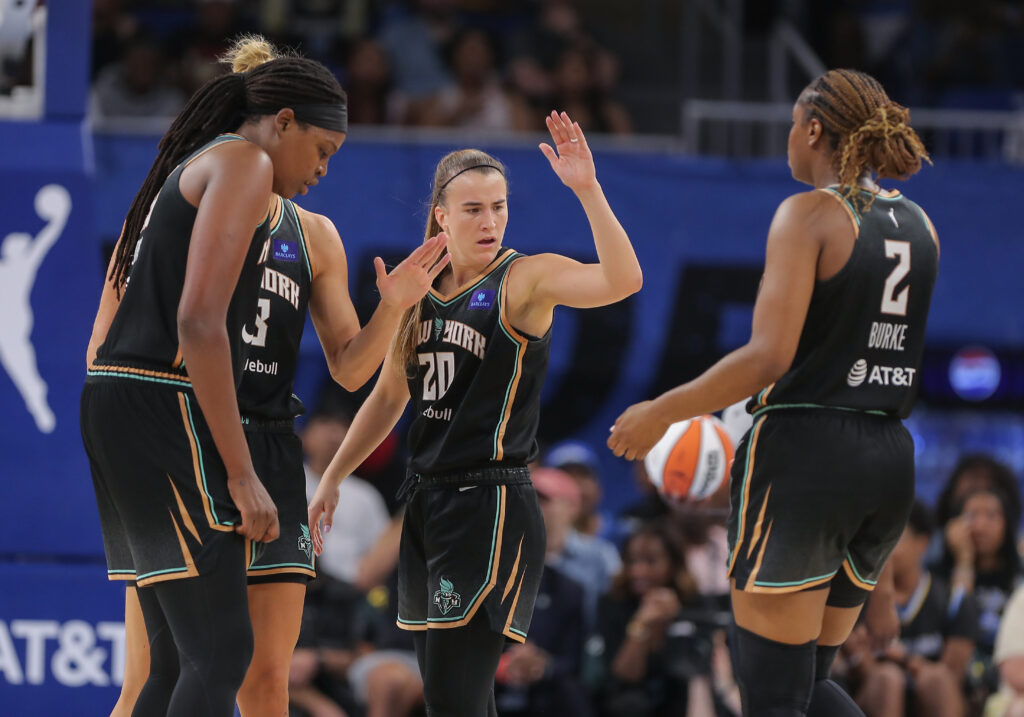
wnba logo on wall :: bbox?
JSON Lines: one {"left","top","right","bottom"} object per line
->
{"left": 0, "top": 184, "right": 71, "bottom": 434}
{"left": 847, "top": 359, "right": 869, "bottom": 387}
{"left": 433, "top": 577, "right": 461, "bottom": 616}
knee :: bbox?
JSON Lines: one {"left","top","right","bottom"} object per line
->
{"left": 912, "top": 661, "right": 956, "bottom": 696}
{"left": 864, "top": 659, "right": 905, "bottom": 700}
{"left": 367, "top": 660, "right": 419, "bottom": 694}
{"left": 241, "top": 659, "right": 290, "bottom": 699}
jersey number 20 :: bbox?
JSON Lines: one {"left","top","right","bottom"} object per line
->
{"left": 881, "top": 239, "right": 910, "bottom": 316}
{"left": 419, "top": 352, "right": 455, "bottom": 400}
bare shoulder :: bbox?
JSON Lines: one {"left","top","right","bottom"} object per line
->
{"left": 293, "top": 203, "right": 342, "bottom": 245}
{"left": 771, "top": 189, "right": 851, "bottom": 241}
{"left": 206, "top": 138, "right": 273, "bottom": 179}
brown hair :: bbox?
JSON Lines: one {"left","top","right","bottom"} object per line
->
{"left": 610, "top": 520, "right": 697, "bottom": 605}
{"left": 391, "top": 149, "right": 507, "bottom": 373}
{"left": 798, "top": 69, "right": 930, "bottom": 210}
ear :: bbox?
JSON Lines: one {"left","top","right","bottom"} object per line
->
{"left": 274, "top": 108, "right": 297, "bottom": 133}
{"left": 806, "top": 116, "right": 824, "bottom": 148}
{"left": 434, "top": 204, "right": 448, "bottom": 232}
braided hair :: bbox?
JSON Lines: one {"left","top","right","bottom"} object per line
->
{"left": 109, "top": 44, "right": 346, "bottom": 292}
{"left": 391, "top": 149, "right": 507, "bottom": 373}
{"left": 798, "top": 69, "right": 930, "bottom": 210}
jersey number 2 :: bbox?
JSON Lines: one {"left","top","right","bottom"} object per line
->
{"left": 881, "top": 240, "right": 910, "bottom": 316}
{"left": 419, "top": 352, "right": 455, "bottom": 400}
{"left": 242, "top": 298, "right": 271, "bottom": 348}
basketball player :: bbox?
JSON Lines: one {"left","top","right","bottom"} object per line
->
{"left": 608, "top": 69, "right": 939, "bottom": 717}
{"left": 81, "top": 53, "right": 351, "bottom": 717}
{"left": 308, "top": 111, "right": 643, "bottom": 716}
{"left": 99, "top": 37, "right": 450, "bottom": 717}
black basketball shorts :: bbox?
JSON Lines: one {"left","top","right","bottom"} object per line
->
{"left": 396, "top": 466, "right": 546, "bottom": 643}
{"left": 243, "top": 422, "right": 315, "bottom": 585}
{"left": 727, "top": 408, "right": 915, "bottom": 607}
{"left": 81, "top": 374, "right": 243, "bottom": 587}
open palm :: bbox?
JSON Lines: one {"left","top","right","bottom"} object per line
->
{"left": 539, "top": 111, "right": 597, "bottom": 192}
{"left": 376, "top": 233, "right": 450, "bottom": 310}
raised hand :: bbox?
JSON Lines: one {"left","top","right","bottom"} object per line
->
{"left": 539, "top": 111, "right": 597, "bottom": 193}
{"left": 375, "top": 233, "right": 450, "bottom": 311}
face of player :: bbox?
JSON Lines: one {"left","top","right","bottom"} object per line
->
{"left": 962, "top": 491, "right": 1007, "bottom": 560}
{"left": 434, "top": 171, "right": 508, "bottom": 273}
{"left": 625, "top": 533, "right": 673, "bottom": 596}
{"left": 268, "top": 114, "right": 346, "bottom": 200}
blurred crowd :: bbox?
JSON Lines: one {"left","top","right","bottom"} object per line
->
{"left": 286, "top": 379, "right": 1024, "bottom": 717}
{"left": 87, "top": 0, "right": 633, "bottom": 134}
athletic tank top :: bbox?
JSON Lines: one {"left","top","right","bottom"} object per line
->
{"left": 237, "top": 197, "right": 312, "bottom": 420}
{"left": 95, "top": 134, "right": 269, "bottom": 386}
{"left": 407, "top": 249, "right": 551, "bottom": 474}
{"left": 753, "top": 187, "right": 939, "bottom": 419}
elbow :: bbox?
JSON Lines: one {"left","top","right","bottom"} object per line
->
{"left": 621, "top": 267, "right": 643, "bottom": 297}
{"left": 328, "top": 361, "right": 367, "bottom": 393}
{"left": 177, "top": 311, "right": 223, "bottom": 349}
{"left": 750, "top": 344, "right": 792, "bottom": 386}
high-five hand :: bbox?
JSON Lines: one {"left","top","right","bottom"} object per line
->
{"left": 376, "top": 232, "right": 450, "bottom": 311}
{"left": 539, "top": 111, "right": 597, "bottom": 193}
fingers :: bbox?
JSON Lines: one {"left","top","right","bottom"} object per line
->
{"left": 263, "top": 516, "right": 280, "bottom": 542}
{"left": 373, "top": 256, "right": 387, "bottom": 282}
{"left": 423, "top": 233, "right": 448, "bottom": 269}
{"left": 539, "top": 143, "right": 557, "bottom": 166}
{"left": 427, "top": 252, "right": 451, "bottom": 279}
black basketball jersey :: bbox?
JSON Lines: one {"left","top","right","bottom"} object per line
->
{"left": 407, "top": 249, "right": 551, "bottom": 475}
{"left": 753, "top": 187, "right": 939, "bottom": 419}
{"left": 95, "top": 134, "right": 268, "bottom": 386}
{"left": 237, "top": 197, "right": 312, "bottom": 420}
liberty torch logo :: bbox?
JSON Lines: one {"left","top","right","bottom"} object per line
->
{"left": 433, "top": 576, "right": 462, "bottom": 616}
{"left": 0, "top": 185, "right": 71, "bottom": 433}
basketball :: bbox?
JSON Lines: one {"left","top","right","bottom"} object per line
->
{"left": 643, "top": 415, "right": 735, "bottom": 503}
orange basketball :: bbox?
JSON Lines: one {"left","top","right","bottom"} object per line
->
{"left": 643, "top": 415, "right": 735, "bottom": 502}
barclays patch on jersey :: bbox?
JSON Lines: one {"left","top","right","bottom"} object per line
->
{"left": 273, "top": 239, "right": 298, "bottom": 262}
{"left": 468, "top": 289, "right": 494, "bottom": 310}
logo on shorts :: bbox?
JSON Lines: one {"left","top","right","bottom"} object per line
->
{"left": 433, "top": 576, "right": 462, "bottom": 616}
{"left": 273, "top": 239, "right": 298, "bottom": 262}
{"left": 298, "top": 524, "right": 313, "bottom": 560}
{"left": 847, "top": 359, "right": 868, "bottom": 387}
{"left": 433, "top": 317, "right": 444, "bottom": 341}
{"left": 468, "top": 289, "right": 494, "bottom": 310}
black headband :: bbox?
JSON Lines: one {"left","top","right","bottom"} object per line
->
{"left": 249, "top": 103, "right": 348, "bottom": 134}
{"left": 439, "top": 163, "right": 504, "bottom": 191}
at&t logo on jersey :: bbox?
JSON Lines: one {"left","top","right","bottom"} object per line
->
{"left": 847, "top": 359, "right": 916, "bottom": 388}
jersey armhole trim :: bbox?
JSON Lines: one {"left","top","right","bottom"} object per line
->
{"left": 290, "top": 201, "right": 316, "bottom": 281}
{"left": 819, "top": 187, "right": 861, "bottom": 233}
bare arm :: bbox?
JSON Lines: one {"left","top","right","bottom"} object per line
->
{"left": 940, "top": 637, "right": 974, "bottom": 684}
{"left": 308, "top": 352, "right": 410, "bottom": 552}
{"left": 178, "top": 142, "right": 278, "bottom": 542}
{"left": 608, "top": 191, "right": 827, "bottom": 460}
{"left": 304, "top": 207, "right": 448, "bottom": 391}
{"left": 510, "top": 112, "right": 641, "bottom": 323}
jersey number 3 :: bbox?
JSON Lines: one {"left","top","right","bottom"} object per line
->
{"left": 242, "top": 298, "right": 271, "bottom": 348}
{"left": 881, "top": 240, "right": 910, "bottom": 316}
{"left": 419, "top": 351, "right": 455, "bottom": 400}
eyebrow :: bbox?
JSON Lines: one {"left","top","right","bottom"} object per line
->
{"left": 460, "top": 198, "right": 506, "bottom": 207}
{"left": 325, "top": 140, "right": 339, "bottom": 154}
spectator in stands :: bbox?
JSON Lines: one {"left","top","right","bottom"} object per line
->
{"left": 173, "top": 0, "right": 251, "bottom": 94}
{"left": 940, "top": 486, "right": 1024, "bottom": 713}
{"left": 845, "top": 500, "right": 977, "bottom": 717}
{"left": 90, "top": 32, "right": 185, "bottom": 119}
{"left": 91, "top": 0, "right": 137, "bottom": 80}
{"left": 532, "top": 466, "right": 619, "bottom": 632}
{"left": 934, "top": 454, "right": 1022, "bottom": 538}
{"left": 376, "top": 0, "right": 459, "bottom": 104}
{"left": 548, "top": 44, "right": 631, "bottom": 135}
{"left": 585, "top": 521, "right": 719, "bottom": 717}
{"left": 545, "top": 440, "right": 612, "bottom": 540}
{"left": 343, "top": 38, "right": 397, "bottom": 126}
{"left": 985, "top": 583, "right": 1024, "bottom": 717}
{"left": 411, "top": 28, "right": 532, "bottom": 131}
